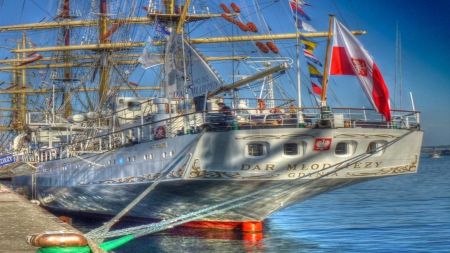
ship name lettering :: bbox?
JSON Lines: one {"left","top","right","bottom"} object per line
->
{"left": 353, "top": 162, "right": 361, "bottom": 168}
{"left": 365, "top": 162, "right": 372, "bottom": 168}
{"left": 288, "top": 172, "right": 339, "bottom": 178}
{"left": 375, "top": 161, "right": 382, "bottom": 167}
{"left": 241, "top": 164, "right": 276, "bottom": 170}
{"left": 150, "top": 142, "right": 167, "bottom": 149}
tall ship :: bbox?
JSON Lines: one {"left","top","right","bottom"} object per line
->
{"left": 0, "top": 0, "right": 423, "bottom": 229}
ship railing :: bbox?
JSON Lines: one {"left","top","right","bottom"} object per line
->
{"left": 202, "top": 107, "right": 420, "bottom": 130}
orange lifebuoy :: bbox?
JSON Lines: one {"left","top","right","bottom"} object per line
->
{"left": 155, "top": 126, "right": 166, "bottom": 139}
{"left": 26, "top": 232, "right": 88, "bottom": 247}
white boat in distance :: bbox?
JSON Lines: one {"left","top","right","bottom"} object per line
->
{"left": 0, "top": 0, "right": 423, "bottom": 229}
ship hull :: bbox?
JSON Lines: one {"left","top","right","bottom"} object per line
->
{"left": 12, "top": 127, "right": 423, "bottom": 222}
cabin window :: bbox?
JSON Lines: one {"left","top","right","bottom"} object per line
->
{"left": 170, "top": 151, "right": 174, "bottom": 157}
{"left": 284, "top": 143, "right": 298, "bottom": 155}
{"left": 144, "top": 154, "right": 148, "bottom": 160}
{"left": 128, "top": 102, "right": 141, "bottom": 111}
{"left": 247, "top": 143, "right": 264, "bottom": 157}
{"left": 366, "top": 141, "right": 387, "bottom": 156}
{"left": 335, "top": 142, "right": 349, "bottom": 155}
{"left": 163, "top": 152, "right": 167, "bottom": 158}
{"left": 132, "top": 156, "right": 136, "bottom": 161}
{"left": 150, "top": 154, "right": 154, "bottom": 159}
{"left": 335, "top": 141, "right": 357, "bottom": 157}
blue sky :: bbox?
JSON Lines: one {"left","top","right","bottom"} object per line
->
{"left": 289, "top": 0, "right": 450, "bottom": 146}
{"left": 0, "top": 0, "right": 448, "bottom": 146}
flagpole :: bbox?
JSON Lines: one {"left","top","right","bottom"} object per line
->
{"left": 296, "top": 34, "right": 304, "bottom": 127}
{"left": 320, "top": 14, "right": 334, "bottom": 106}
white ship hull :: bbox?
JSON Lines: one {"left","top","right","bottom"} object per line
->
{"left": 12, "top": 127, "right": 423, "bottom": 222}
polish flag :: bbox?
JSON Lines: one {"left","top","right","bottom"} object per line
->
{"left": 330, "top": 19, "right": 391, "bottom": 121}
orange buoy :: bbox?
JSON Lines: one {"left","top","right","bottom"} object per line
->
{"left": 26, "top": 232, "right": 88, "bottom": 247}
{"left": 266, "top": 42, "right": 279, "bottom": 54}
{"left": 230, "top": 3, "right": 241, "bottom": 13}
{"left": 220, "top": 3, "right": 231, "bottom": 13}
{"left": 241, "top": 221, "right": 263, "bottom": 232}
{"left": 247, "top": 22, "right": 258, "bottom": 33}
{"left": 255, "top": 42, "right": 269, "bottom": 53}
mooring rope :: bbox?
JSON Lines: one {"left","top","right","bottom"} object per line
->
{"left": 86, "top": 129, "right": 418, "bottom": 240}
{"left": 85, "top": 128, "right": 207, "bottom": 241}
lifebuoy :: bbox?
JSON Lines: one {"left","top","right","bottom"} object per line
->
{"left": 155, "top": 126, "right": 166, "bottom": 139}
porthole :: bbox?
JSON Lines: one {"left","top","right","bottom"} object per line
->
{"left": 132, "top": 156, "right": 136, "bottom": 161}
{"left": 283, "top": 142, "right": 306, "bottom": 157}
{"left": 335, "top": 141, "right": 357, "bottom": 157}
{"left": 170, "top": 151, "right": 174, "bottom": 157}
{"left": 144, "top": 154, "right": 148, "bottom": 160}
{"left": 284, "top": 143, "right": 298, "bottom": 155}
{"left": 163, "top": 152, "right": 166, "bottom": 158}
{"left": 335, "top": 142, "right": 349, "bottom": 155}
{"left": 245, "top": 142, "right": 269, "bottom": 158}
{"left": 150, "top": 154, "right": 154, "bottom": 159}
{"left": 366, "top": 141, "right": 387, "bottom": 156}
{"left": 127, "top": 157, "right": 130, "bottom": 162}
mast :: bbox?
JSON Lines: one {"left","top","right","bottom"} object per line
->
{"left": 20, "top": 32, "right": 26, "bottom": 130}
{"left": 320, "top": 14, "right": 334, "bottom": 106}
{"left": 62, "top": 0, "right": 73, "bottom": 117}
{"left": 98, "top": 0, "right": 110, "bottom": 108}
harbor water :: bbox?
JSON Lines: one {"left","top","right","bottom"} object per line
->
{"left": 64, "top": 156, "right": 449, "bottom": 252}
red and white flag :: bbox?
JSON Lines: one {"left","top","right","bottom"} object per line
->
{"left": 330, "top": 20, "right": 391, "bottom": 121}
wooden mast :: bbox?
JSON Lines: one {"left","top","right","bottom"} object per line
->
{"left": 320, "top": 14, "right": 334, "bottom": 106}
{"left": 62, "top": 0, "right": 73, "bottom": 117}
{"left": 98, "top": 0, "right": 109, "bottom": 108}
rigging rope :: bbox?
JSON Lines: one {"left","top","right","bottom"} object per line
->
{"left": 85, "top": 128, "right": 207, "bottom": 241}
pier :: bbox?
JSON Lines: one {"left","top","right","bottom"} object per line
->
{"left": 0, "top": 183, "right": 81, "bottom": 253}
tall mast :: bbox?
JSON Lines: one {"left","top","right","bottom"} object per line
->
{"left": 98, "top": 0, "right": 110, "bottom": 107}
{"left": 320, "top": 14, "right": 334, "bottom": 106}
{"left": 63, "top": 0, "right": 73, "bottom": 117}
{"left": 20, "top": 32, "right": 26, "bottom": 129}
